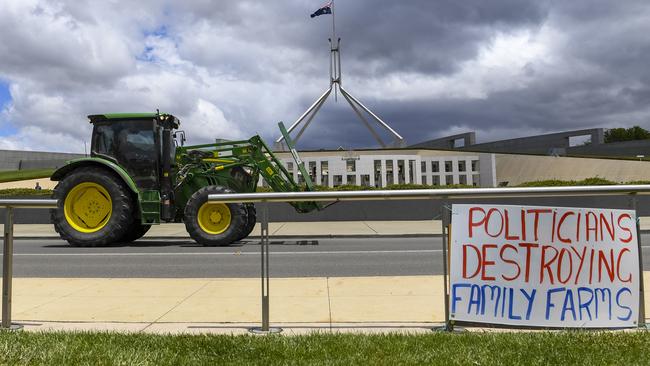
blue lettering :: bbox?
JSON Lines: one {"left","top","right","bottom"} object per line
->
{"left": 561, "top": 288, "right": 576, "bottom": 321}
{"left": 577, "top": 287, "right": 594, "bottom": 321}
{"left": 594, "top": 288, "right": 612, "bottom": 320}
{"left": 507, "top": 288, "right": 522, "bottom": 320}
{"left": 468, "top": 285, "right": 481, "bottom": 315}
{"left": 520, "top": 288, "right": 537, "bottom": 320}
{"left": 451, "top": 283, "right": 471, "bottom": 314}
{"left": 616, "top": 288, "right": 633, "bottom": 321}
{"left": 480, "top": 285, "right": 502, "bottom": 317}
{"left": 546, "top": 288, "right": 565, "bottom": 320}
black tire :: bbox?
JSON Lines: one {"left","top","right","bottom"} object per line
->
{"left": 118, "top": 221, "right": 152, "bottom": 243}
{"left": 184, "top": 186, "right": 247, "bottom": 246}
{"left": 235, "top": 203, "right": 257, "bottom": 242}
{"left": 51, "top": 167, "right": 135, "bottom": 247}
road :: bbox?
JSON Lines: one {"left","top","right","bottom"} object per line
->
{"left": 2, "top": 236, "right": 650, "bottom": 278}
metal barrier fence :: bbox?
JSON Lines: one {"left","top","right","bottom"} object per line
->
{"left": 208, "top": 185, "right": 650, "bottom": 332}
{"left": 0, "top": 199, "right": 57, "bottom": 330}
{"left": 1, "top": 186, "right": 649, "bottom": 332}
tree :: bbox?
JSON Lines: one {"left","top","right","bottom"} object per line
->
{"left": 604, "top": 126, "right": 650, "bottom": 143}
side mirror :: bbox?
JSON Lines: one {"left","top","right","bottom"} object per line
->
{"left": 173, "top": 130, "right": 186, "bottom": 147}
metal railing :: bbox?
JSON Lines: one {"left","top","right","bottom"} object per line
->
{"left": 209, "top": 184, "right": 650, "bottom": 332}
{"left": 0, "top": 199, "right": 57, "bottom": 330}
{"left": 1, "top": 185, "right": 648, "bottom": 332}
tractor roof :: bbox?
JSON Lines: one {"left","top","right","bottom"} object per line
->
{"left": 88, "top": 113, "right": 180, "bottom": 128}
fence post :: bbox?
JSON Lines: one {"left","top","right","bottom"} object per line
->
{"left": 631, "top": 194, "right": 647, "bottom": 328}
{"left": 441, "top": 203, "right": 453, "bottom": 331}
{"left": 2, "top": 207, "right": 22, "bottom": 330}
{"left": 250, "top": 202, "right": 281, "bottom": 334}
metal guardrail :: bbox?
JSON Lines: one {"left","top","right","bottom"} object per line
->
{"left": 209, "top": 185, "right": 650, "bottom": 203}
{"left": 209, "top": 185, "right": 650, "bottom": 333}
{"left": 0, "top": 199, "right": 57, "bottom": 330}
{"left": 0, "top": 186, "right": 648, "bottom": 332}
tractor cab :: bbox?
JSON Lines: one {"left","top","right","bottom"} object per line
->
{"left": 88, "top": 113, "right": 180, "bottom": 191}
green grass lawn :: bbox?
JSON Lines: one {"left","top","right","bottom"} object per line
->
{"left": 0, "top": 169, "right": 54, "bottom": 183}
{"left": 0, "top": 331, "right": 648, "bottom": 365}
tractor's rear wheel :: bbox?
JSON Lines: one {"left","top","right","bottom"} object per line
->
{"left": 184, "top": 186, "right": 247, "bottom": 246}
{"left": 118, "top": 221, "right": 151, "bottom": 243}
{"left": 51, "top": 167, "right": 135, "bottom": 247}
{"left": 235, "top": 203, "right": 257, "bottom": 242}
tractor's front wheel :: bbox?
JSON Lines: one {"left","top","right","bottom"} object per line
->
{"left": 51, "top": 167, "right": 135, "bottom": 247}
{"left": 184, "top": 186, "right": 247, "bottom": 246}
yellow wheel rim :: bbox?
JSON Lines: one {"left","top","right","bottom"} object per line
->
{"left": 197, "top": 202, "right": 231, "bottom": 235}
{"left": 63, "top": 182, "right": 112, "bottom": 233}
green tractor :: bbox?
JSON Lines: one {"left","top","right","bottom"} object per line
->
{"left": 50, "top": 112, "right": 320, "bottom": 247}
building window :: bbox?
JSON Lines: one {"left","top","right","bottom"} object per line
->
{"left": 408, "top": 160, "right": 415, "bottom": 183}
{"left": 320, "top": 161, "right": 329, "bottom": 186}
{"left": 361, "top": 174, "right": 370, "bottom": 187}
{"left": 459, "top": 175, "right": 467, "bottom": 185}
{"left": 421, "top": 176, "right": 427, "bottom": 185}
{"left": 333, "top": 175, "right": 343, "bottom": 187}
{"left": 458, "top": 161, "right": 466, "bottom": 172}
{"left": 347, "top": 175, "right": 356, "bottom": 185}
{"left": 386, "top": 160, "right": 394, "bottom": 185}
{"left": 432, "top": 161, "right": 439, "bottom": 173}
{"left": 346, "top": 159, "right": 356, "bottom": 172}
{"left": 397, "top": 160, "right": 405, "bottom": 184}
{"left": 308, "top": 161, "right": 316, "bottom": 180}
{"left": 472, "top": 174, "right": 480, "bottom": 186}
{"left": 374, "top": 160, "right": 382, "bottom": 188}
{"left": 432, "top": 176, "right": 440, "bottom": 186}
{"left": 445, "top": 175, "right": 454, "bottom": 185}
{"left": 444, "top": 161, "right": 453, "bottom": 172}
{"left": 421, "top": 161, "right": 426, "bottom": 172}
{"left": 471, "top": 160, "right": 479, "bottom": 172}
{"left": 297, "top": 173, "right": 304, "bottom": 184}
{"left": 287, "top": 162, "right": 294, "bottom": 172}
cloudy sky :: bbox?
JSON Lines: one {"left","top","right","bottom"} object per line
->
{"left": 1, "top": 0, "right": 650, "bottom": 152}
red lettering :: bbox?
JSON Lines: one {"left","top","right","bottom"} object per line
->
{"left": 557, "top": 248, "right": 573, "bottom": 284}
{"left": 481, "top": 244, "right": 498, "bottom": 281}
{"left": 616, "top": 248, "right": 632, "bottom": 283}
{"left": 570, "top": 246, "right": 587, "bottom": 285}
{"left": 462, "top": 244, "right": 481, "bottom": 279}
{"left": 556, "top": 211, "right": 574, "bottom": 244}
{"left": 500, "top": 244, "right": 521, "bottom": 281}
{"left": 518, "top": 242, "right": 539, "bottom": 283}
{"left": 485, "top": 209, "right": 504, "bottom": 238}
{"left": 586, "top": 212, "right": 598, "bottom": 241}
{"left": 468, "top": 207, "right": 486, "bottom": 238}
{"left": 576, "top": 213, "right": 581, "bottom": 242}
{"left": 504, "top": 210, "right": 519, "bottom": 240}
{"left": 600, "top": 212, "right": 615, "bottom": 241}
{"left": 617, "top": 213, "right": 633, "bottom": 244}
{"left": 520, "top": 209, "right": 527, "bottom": 241}
{"left": 598, "top": 249, "right": 615, "bottom": 282}
{"left": 527, "top": 209, "right": 551, "bottom": 241}
{"left": 540, "top": 245, "right": 559, "bottom": 284}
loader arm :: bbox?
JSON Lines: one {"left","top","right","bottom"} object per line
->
{"left": 174, "top": 123, "right": 322, "bottom": 213}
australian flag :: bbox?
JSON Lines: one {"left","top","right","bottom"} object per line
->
{"left": 310, "top": 1, "right": 332, "bottom": 18}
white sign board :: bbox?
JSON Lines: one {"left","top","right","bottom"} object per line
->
{"left": 449, "top": 204, "right": 639, "bottom": 328}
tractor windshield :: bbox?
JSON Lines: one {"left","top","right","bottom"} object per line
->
{"left": 92, "top": 120, "right": 159, "bottom": 189}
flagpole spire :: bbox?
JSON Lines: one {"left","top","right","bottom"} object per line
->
{"left": 275, "top": 1, "right": 405, "bottom": 150}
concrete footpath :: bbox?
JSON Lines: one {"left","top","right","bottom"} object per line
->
{"left": 8, "top": 274, "right": 650, "bottom": 335}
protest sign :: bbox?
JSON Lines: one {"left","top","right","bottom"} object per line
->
{"left": 449, "top": 204, "right": 639, "bottom": 328}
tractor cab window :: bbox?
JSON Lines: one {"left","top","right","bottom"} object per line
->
{"left": 92, "top": 120, "right": 159, "bottom": 190}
